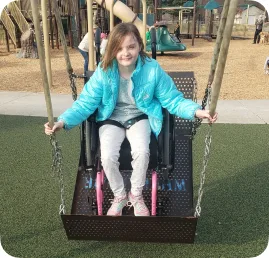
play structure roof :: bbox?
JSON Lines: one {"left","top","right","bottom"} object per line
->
{"left": 204, "top": 0, "right": 221, "bottom": 10}
{"left": 183, "top": 1, "right": 194, "bottom": 7}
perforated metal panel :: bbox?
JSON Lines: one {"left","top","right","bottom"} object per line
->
{"left": 63, "top": 71, "right": 197, "bottom": 243}
{"left": 168, "top": 72, "right": 195, "bottom": 135}
{"left": 62, "top": 215, "right": 197, "bottom": 243}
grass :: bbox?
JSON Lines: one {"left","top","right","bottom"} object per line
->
{"left": 0, "top": 115, "right": 268, "bottom": 258}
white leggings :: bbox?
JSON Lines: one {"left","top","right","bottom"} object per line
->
{"left": 99, "top": 119, "right": 151, "bottom": 197}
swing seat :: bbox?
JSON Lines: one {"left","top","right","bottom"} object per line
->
{"left": 61, "top": 71, "right": 198, "bottom": 243}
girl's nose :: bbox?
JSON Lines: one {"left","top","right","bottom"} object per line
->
{"left": 123, "top": 48, "right": 129, "bottom": 56}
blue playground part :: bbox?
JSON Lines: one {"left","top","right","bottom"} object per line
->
{"left": 146, "top": 25, "right": 186, "bottom": 53}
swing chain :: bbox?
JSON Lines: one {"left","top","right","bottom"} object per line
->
{"left": 191, "top": 80, "right": 211, "bottom": 139}
{"left": 192, "top": 77, "right": 198, "bottom": 103}
{"left": 50, "top": 134, "right": 66, "bottom": 215}
{"left": 69, "top": 73, "right": 78, "bottom": 101}
{"left": 194, "top": 125, "right": 212, "bottom": 217}
{"left": 194, "top": 88, "right": 213, "bottom": 217}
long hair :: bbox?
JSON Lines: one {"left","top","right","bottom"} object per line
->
{"left": 101, "top": 23, "right": 149, "bottom": 71}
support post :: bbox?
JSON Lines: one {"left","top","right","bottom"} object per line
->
{"left": 110, "top": 0, "right": 114, "bottom": 32}
{"left": 141, "top": 0, "right": 147, "bottom": 48}
{"left": 207, "top": 0, "right": 231, "bottom": 86}
{"left": 51, "top": 0, "right": 73, "bottom": 74}
{"left": 48, "top": 0, "right": 54, "bottom": 48}
{"left": 67, "top": 0, "right": 73, "bottom": 47}
{"left": 246, "top": 4, "right": 249, "bottom": 24}
{"left": 209, "top": 0, "right": 239, "bottom": 116}
{"left": 87, "top": 0, "right": 94, "bottom": 71}
{"left": 192, "top": 1, "right": 197, "bottom": 46}
{"left": 30, "top": 0, "right": 54, "bottom": 127}
{"left": 41, "top": 0, "right": 53, "bottom": 88}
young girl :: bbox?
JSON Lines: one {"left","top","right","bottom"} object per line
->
{"left": 45, "top": 22, "right": 217, "bottom": 217}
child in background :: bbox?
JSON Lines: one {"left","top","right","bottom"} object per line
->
{"left": 78, "top": 25, "right": 97, "bottom": 74}
{"left": 100, "top": 32, "right": 108, "bottom": 56}
{"left": 44, "top": 23, "right": 217, "bottom": 217}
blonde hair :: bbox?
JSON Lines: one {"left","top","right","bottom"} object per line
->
{"left": 101, "top": 23, "right": 149, "bottom": 71}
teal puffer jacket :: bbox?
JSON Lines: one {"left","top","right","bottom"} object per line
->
{"left": 58, "top": 56, "right": 201, "bottom": 137}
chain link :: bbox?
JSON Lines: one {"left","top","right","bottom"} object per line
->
{"left": 50, "top": 134, "right": 66, "bottom": 215}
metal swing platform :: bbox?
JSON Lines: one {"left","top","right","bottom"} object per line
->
{"left": 61, "top": 71, "right": 199, "bottom": 243}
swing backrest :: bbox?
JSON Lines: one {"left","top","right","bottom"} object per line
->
{"left": 84, "top": 71, "right": 195, "bottom": 171}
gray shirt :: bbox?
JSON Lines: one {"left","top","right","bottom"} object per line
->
{"left": 109, "top": 77, "right": 144, "bottom": 125}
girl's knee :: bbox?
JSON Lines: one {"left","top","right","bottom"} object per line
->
{"left": 101, "top": 153, "right": 119, "bottom": 165}
{"left": 131, "top": 150, "right": 150, "bottom": 160}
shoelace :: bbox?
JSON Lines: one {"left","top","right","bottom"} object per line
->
{"left": 127, "top": 196, "right": 147, "bottom": 211}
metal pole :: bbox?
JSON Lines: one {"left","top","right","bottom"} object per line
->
{"left": 77, "top": 0, "right": 82, "bottom": 41}
{"left": 48, "top": 0, "right": 54, "bottom": 48}
{"left": 87, "top": 0, "right": 94, "bottom": 71}
{"left": 246, "top": 4, "right": 249, "bottom": 24}
{"left": 110, "top": 0, "right": 114, "bottom": 31}
{"left": 30, "top": 0, "right": 54, "bottom": 128}
{"left": 54, "top": 16, "right": 59, "bottom": 49}
{"left": 209, "top": 0, "right": 239, "bottom": 116}
{"left": 141, "top": 0, "right": 147, "bottom": 48}
{"left": 192, "top": 1, "right": 197, "bottom": 46}
{"left": 41, "top": 0, "right": 53, "bottom": 88}
{"left": 67, "top": 0, "right": 73, "bottom": 47}
{"left": 154, "top": 0, "right": 158, "bottom": 22}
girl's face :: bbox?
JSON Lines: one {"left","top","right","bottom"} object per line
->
{"left": 116, "top": 34, "right": 141, "bottom": 70}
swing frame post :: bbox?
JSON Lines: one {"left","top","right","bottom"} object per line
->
{"left": 207, "top": 0, "right": 231, "bottom": 86}
{"left": 209, "top": 0, "right": 239, "bottom": 116}
{"left": 30, "top": 0, "right": 66, "bottom": 215}
{"left": 30, "top": 0, "right": 54, "bottom": 128}
{"left": 194, "top": 0, "right": 239, "bottom": 218}
{"left": 41, "top": 0, "right": 53, "bottom": 89}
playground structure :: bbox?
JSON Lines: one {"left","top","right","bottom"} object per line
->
{"left": 146, "top": 24, "right": 187, "bottom": 53}
{"left": 1, "top": 0, "right": 268, "bottom": 53}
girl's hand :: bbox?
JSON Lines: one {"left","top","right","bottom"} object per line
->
{"left": 195, "top": 109, "right": 218, "bottom": 123}
{"left": 44, "top": 121, "right": 64, "bottom": 135}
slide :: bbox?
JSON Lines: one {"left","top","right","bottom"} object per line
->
{"left": 94, "top": 0, "right": 144, "bottom": 35}
{"left": 146, "top": 25, "right": 186, "bottom": 52}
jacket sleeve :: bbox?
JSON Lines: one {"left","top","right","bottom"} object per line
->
{"left": 57, "top": 68, "right": 103, "bottom": 130}
{"left": 154, "top": 63, "right": 201, "bottom": 120}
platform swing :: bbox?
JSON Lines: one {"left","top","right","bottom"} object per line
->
{"left": 31, "top": 0, "right": 238, "bottom": 244}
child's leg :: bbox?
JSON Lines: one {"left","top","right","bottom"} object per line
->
{"left": 126, "top": 119, "right": 151, "bottom": 196}
{"left": 99, "top": 124, "right": 126, "bottom": 197}
{"left": 78, "top": 49, "right": 89, "bottom": 73}
{"left": 126, "top": 119, "right": 151, "bottom": 216}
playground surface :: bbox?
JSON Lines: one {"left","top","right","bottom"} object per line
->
{"left": 1, "top": 116, "right": 268, "bottom": 258}
{"left": 0, "top": 38, "right": 269, "bottom": 100}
